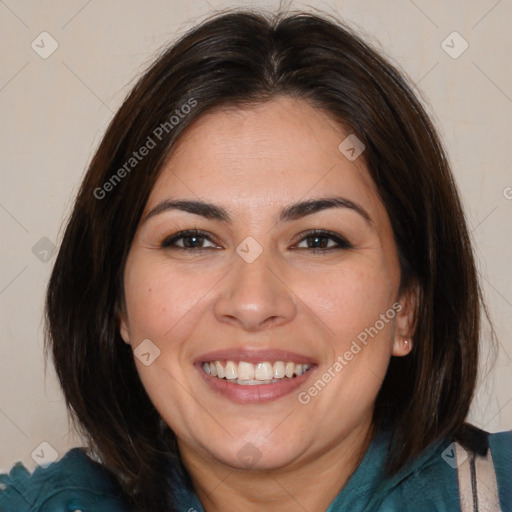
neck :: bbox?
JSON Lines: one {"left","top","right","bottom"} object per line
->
{"left": 178, "top": 417, "right": 375, "bottom": 512}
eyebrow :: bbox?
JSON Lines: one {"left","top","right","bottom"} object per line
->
{"left": 142, "top": 196, "right": 373, "bottom": 226}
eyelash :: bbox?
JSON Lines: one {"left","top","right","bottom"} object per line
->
{"left": 160, "top": 229, "right": 353, "bottom": 253}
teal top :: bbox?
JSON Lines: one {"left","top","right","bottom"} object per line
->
{"left": 1, "top": 425, "right": 511, "bottom": 511}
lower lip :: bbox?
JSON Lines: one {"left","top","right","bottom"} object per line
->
{"left": 196, "top": 364, "right": 317, "bottom": 403}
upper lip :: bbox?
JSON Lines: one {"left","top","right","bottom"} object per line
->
{"left": 194, "top": 348, "right": 318, "bottom": 365}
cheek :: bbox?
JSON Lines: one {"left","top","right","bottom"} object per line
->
{"left": 123, "top": 257, "right": 211, "bottom": 341}
{"left": 298, "top": 261, "right": 398, "bottom": 342}
{"left": 122, "top": 258, "right": 203, "bottom": 429}
{"left": 297, "top": 263, "right": 398, "bottom": 424}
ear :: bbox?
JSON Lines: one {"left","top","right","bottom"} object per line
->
{"left": 392, "top": 282, "right": 420, "bottom": 357}
{"left": 119, "top": 316, "right": 131, "bottom": 345}
{"left": 117, "top": 303, "right": 131, "bottom": 345}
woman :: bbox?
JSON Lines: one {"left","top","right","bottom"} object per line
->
{"left": 1, "top": 8, "right": 510, "bottom": 512}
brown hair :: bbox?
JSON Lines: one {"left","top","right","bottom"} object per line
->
{"left": 45, "top": 8, "right": 488, "bottom": 511}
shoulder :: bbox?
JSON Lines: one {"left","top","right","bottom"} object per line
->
{"left": 375, "top": 424, "right": 512, "bottom": 512}
{"left": 0, "top": 447, "right": 130, "bottom": 512}
{"left": 488, "top": 429, "right": 512, "bottom": 511}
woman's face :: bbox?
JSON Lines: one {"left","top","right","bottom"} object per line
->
{"left": 120, "top": 96, "right": 415, "bottom": 471}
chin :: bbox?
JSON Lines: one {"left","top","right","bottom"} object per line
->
{"left": 205, "top": 437, "right": 307, "bottom": 471}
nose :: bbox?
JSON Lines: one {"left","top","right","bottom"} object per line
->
{"left": 213, "top": 246, "right": 297, "bottom": 331}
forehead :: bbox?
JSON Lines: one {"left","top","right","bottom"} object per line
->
{"left": 145, "top": 96, "right": 380, "bottom": 220}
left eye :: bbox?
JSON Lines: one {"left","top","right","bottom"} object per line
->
{"left": 293, "top": 230, "right": 352, "bottom": 251}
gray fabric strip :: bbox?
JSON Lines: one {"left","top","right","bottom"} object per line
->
{"left": 455, "top": 441, "right": 502, "bottom": 512}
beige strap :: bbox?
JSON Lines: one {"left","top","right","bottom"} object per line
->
{"left": 455, "top": 441, "right": 502, "bottom": 511}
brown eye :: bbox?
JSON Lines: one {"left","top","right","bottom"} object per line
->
{"left": 294, "top": 230, "right": 353, "bottom": 252}
{"left": 161, "top": 230, "right": 218, "bottom": 250}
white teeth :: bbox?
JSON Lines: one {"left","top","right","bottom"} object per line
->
{"left": 273, "top": 361, "right": 285, "bottom": 378}
{"left": 202, "top": 359, "right": 313, "bottom": 383}
{"left": 224, "top": 360, "right": 237, "bottom": 380}
{"left": 215, "top": 361, "right": 225, "bottom": 379}
{"left": 237, "top": 379, "right": 275, "bottom": 385}
{"left": 238, "top": 361, "right": 255, "bottom": 381}
{"left": 255, "top": 362, "right": 273, "bottom": 381}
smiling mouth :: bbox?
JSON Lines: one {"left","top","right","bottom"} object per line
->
{"left": 201, "top": 360, "right": 313, "bottom": 385}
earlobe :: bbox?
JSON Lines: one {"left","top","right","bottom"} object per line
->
{"left": 119, "top": 315, "right": 131, "bottom": 345}
{"left": 392, "top": 283, "right": 420, "bottom": 357}
{"left": 116, "top": 299, "right": 131, "bottom": 345}
{"left": 392, "top": 336, "right": 413, "bottom": 356}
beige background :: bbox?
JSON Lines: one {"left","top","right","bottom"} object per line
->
{"left": 1, "top": 0, "right": 511, "bottom": 472}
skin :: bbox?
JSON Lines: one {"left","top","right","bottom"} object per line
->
{"left": 119, "top": 96, "right": 418, "bottom": 512}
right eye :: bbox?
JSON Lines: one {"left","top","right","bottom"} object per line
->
{"left": 161, "top": 229, "right": 220, "bottom": 251}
